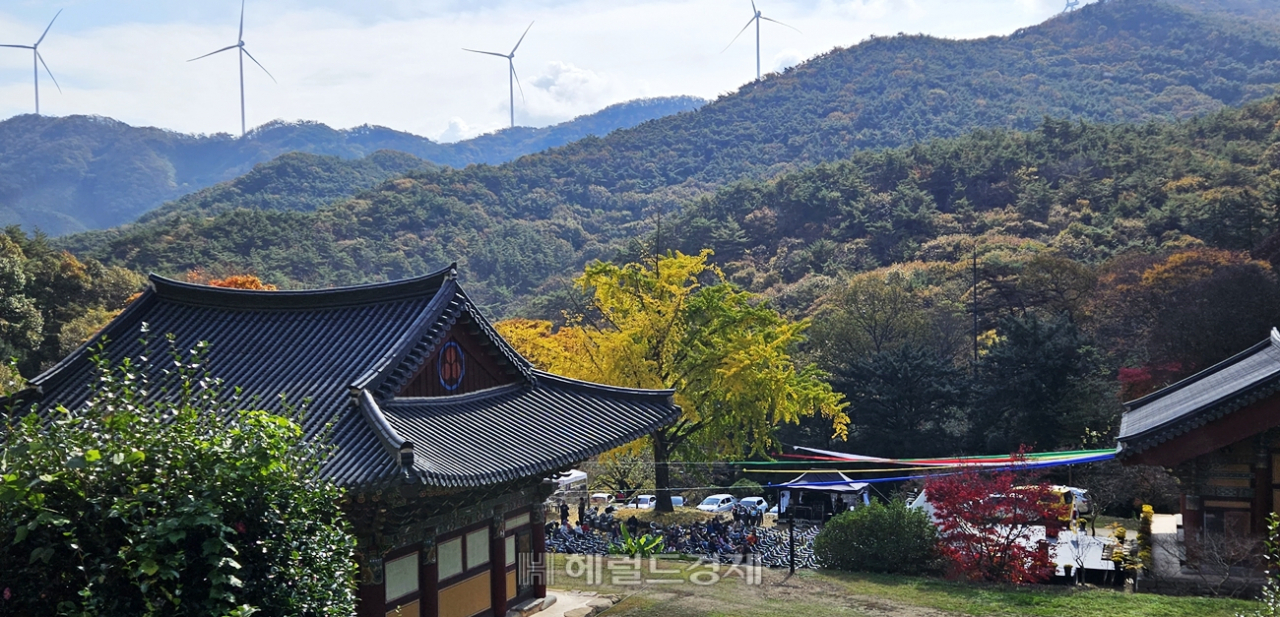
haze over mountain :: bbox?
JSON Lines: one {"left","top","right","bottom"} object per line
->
{"left": 0, "top": 95, "right": 705, "bottom": 235}
{"left": 58, "top": 0, "right": 1280, "bottom": 316}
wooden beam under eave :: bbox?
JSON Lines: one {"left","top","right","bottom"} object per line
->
{"left": 1123, "top": 394, "right": 1280, "bottom": 468}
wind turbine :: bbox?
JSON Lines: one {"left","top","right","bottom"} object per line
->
{"left": 1064, "top": 0, "right": 1080, "bottom": 11}
{"left": 724, "top": 1, "right": 799, "bottom": 82}
{"left": 464, "top": 22, "right": 533, "bottom": 129}
{"left": 0, "top": 10, "right": 63, "bottom": 115}
{"left": 188, "top": 0, "right": 276, "bottom": 137}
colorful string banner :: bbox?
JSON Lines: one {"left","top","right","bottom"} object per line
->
{"left": 738, "top": 446, "right": 1118, "bottom": 486}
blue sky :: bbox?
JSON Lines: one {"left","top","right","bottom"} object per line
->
{"left": 0, "top": 0, "right": 1088, "bottom": 140}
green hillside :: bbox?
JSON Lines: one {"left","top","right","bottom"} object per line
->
{"left": 0, "top": 96, "right": 704, "bottom": 236}
{"left": 1164, "top": 0, "right": 1280, "bottom": 25}
{"left": 60, "top": 0, "right": 1280, "bottom": 309}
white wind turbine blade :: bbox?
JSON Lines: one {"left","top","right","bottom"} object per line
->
{"left": 759, "top": 16, "right": 801, "bottom": 33}
{"left": 510, "top": 61, "right": 525, "bottom": 102}
{"left": 35, "top": 9, "right": 62, "bottom": 48}
{"left": 36, "top": 51, "right": 60, "bottom": 92}
{"left": 463, "top": 48, "right": 511, "bottom": 59}
{"left": 751, "top": 0, "right": 758, "bottom": 14}
{"left": 510, "top": 21, "right": 533, "bottom": 55}
{"left": 238, "top": 0, "right": 246, "bottom": 42}
{"left": 241, "top": 47, "right": 276, "bottom": 83}
{"left": 0, "top": 45, "right": 34, "bottom": 50}
{"left": 188, "top": 44, "right": 239, "bottom": 62}
{"left": 722, "top": 17, "right": 756, "bottom": 53}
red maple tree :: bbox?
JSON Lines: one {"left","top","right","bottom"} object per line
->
{"left": 925, "top": 452, "right": 1064, "bottom": 584}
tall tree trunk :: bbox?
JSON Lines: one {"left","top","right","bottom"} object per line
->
{"left": 653, "top": 430, "right": 674, "bottom": 513}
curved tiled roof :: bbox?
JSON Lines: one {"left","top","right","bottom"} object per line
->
{"left": 380, "top": 373, "right": 678, "bottom": 488}
{"left": 15, "top": 268, "right": 679, "bottom": 489}
{"left": 1117, "top": 328, "right": 1280, "bottom": 457}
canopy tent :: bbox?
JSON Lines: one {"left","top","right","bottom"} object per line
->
{"left": 771, "top": 471, "right": 868, "bottom": 493}
{"left": 770, "top": 471, "right": 871, "bottom": 519}
{"left": 554, "top": 469, "right": 588, "bottom": 489}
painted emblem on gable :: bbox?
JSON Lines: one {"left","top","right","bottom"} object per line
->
{"left": 438, "top": 341, "right": 466, "bottom": 391}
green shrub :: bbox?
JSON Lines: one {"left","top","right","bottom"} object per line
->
{"left": 729, "top": 478, "right": 764, "bottom": 499}
{"left": 813, "top": 500, "right": 939, "bottom": 574}
{"left": 609, "top": 524, "right": 665, "bottom": 558}
{"left": 0, "top": 338, "right": 357, "bottom": 616}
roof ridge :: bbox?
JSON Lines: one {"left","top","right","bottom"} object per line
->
{"left": 455, "top": 288, "right": 534, "bottom": 379}
{"left": 352, "top": 278, "right": 461, "bottom": 394}
{"left": 148, "top": 264, "right": 455, "bottom": 310}
{"left": 1124, "top": 331, "right": 1276, "bottom": 409}
{"left": 355, "top": 390, "right": 418, "bottom": 477}
{"left": 382, "top": 382, "right": 526, "bottom": 406}
{"left": 531, "top": 370, "right": 676, "bottom": 401}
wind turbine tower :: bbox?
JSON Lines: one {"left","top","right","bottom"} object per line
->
{"left": 464, "top": 22, "right": 534, "bottom": 129}
{"left": 725, "top": 1, "right": 798, "bottom": 81}
{"left": 189, "top": 0, "right": 276, "bottom": 137}
{"left": 1, "top": 10, "right": 63, "bottom": 115}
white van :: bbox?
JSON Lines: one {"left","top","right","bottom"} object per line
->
{"left": 623, "top": 494, "right": 685, "bottom": 509}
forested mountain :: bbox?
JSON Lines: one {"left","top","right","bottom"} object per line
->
{"left": 41, "top": 93, "right": 1280, "bottom": 477}
{"left": 18, "top": 0, "right": 1280, "bottom": 481}
{"left": 62, "top": 85, "right": 1280, "bottom": 312}
{"left": 1165, "top": 0, "right": 1280, "bottom": 26}
{"left": 0, "top": 96, "right": 705, "bottom": 235}
{"left": 57, "top": 0, "right": 1280, "bottom": 306}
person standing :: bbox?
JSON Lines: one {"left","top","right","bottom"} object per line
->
{"left": 577, "top": 497, "right": 587, "bottom": 526}
{"left": 559, "top": 501, "right": 570, "bottom": 526}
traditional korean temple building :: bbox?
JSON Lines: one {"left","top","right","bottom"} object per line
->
{"left": 1117, "top": 328, "right": 1280, "bottom": 541}
{"left": 11, "top": 266, "right": 680, "bottom": 617}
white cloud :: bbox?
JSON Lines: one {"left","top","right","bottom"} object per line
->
{"left": 0, "top": 0, "right": 1099, "bottom": 136}
{"left": 435, "top": 117, "right": 476, "bottom": 142}
{"left": 770, "top": 48, "right": 803, "bottom": 74}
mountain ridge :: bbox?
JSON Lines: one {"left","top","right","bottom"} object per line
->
{"left": 0, "top": 95, "right": 706, "bottom": 236}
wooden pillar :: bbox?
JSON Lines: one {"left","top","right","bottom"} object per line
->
{"left": 1183, "top": 494, "right": 1203, "bottom": 543}
{"left": 422, "top": 545, "right": 438, "bottom": 617}
{"left": 491, "top": 519, "right": 508, "bottom": 616}
{"left": 532, "top": 511, "right": 547, "bottom": 599}
{"left": 357, "top": 557, "right": 384, "bottom": 617}
{"left": 1255, "top": 439, "right": 1270, "bottom": 535}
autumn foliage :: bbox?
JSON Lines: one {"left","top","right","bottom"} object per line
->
{"left": 925, "top": 457, "right": 1064, "bottom": 584}
{"left": 185, "top": 269, "right": 278, "bottom": 291}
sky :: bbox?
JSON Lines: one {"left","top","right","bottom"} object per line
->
{"left": 0, "top": 0, "right": 1094, "bottom": 142}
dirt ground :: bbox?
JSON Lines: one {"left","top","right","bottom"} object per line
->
{"left": 556, "top": 564, "right": 953, "bottom": 617}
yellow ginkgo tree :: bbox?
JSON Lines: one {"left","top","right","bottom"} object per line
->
{"left": 498, "top": 250, "right": 848, "bottom": 511}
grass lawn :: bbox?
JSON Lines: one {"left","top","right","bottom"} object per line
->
{"left": 547, "top": 555, "right": 1257, "bottom": 617}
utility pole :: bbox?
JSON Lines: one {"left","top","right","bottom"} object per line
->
{"left": 788, "top": 503, "right": 796, "bottom": 574}
{"left": 972, "top": 241, "right": 979, "bottom": 364}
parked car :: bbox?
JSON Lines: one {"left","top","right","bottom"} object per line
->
{"left": 590, "top": 492, "right": 615, "bottom": 506}
{"left": 739, "top": 496, "right": 769, "bottom": 515}
{"left": 624, "top": 494, "right": 657, "bottom": 509}
{"left": 622, "top": 495, "right": 686, "bottom": 509}
{"left": 696, "top": 493, "right": 737, "bottom": 513}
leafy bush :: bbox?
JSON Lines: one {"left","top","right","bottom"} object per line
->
{"left": 609, "top": 524, "right": 665, "bottom": 558}
{"left": 0, "top": 338, "right": 357, "bottom": 616}
{"left": 813, "top": 500, "right": 939, "bottom": 575}
{"left": 729, "top": 478, "right": 764, "bottom": 499}
{"left": 926, "top": 463, "right": 1061, "bottom": 584}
